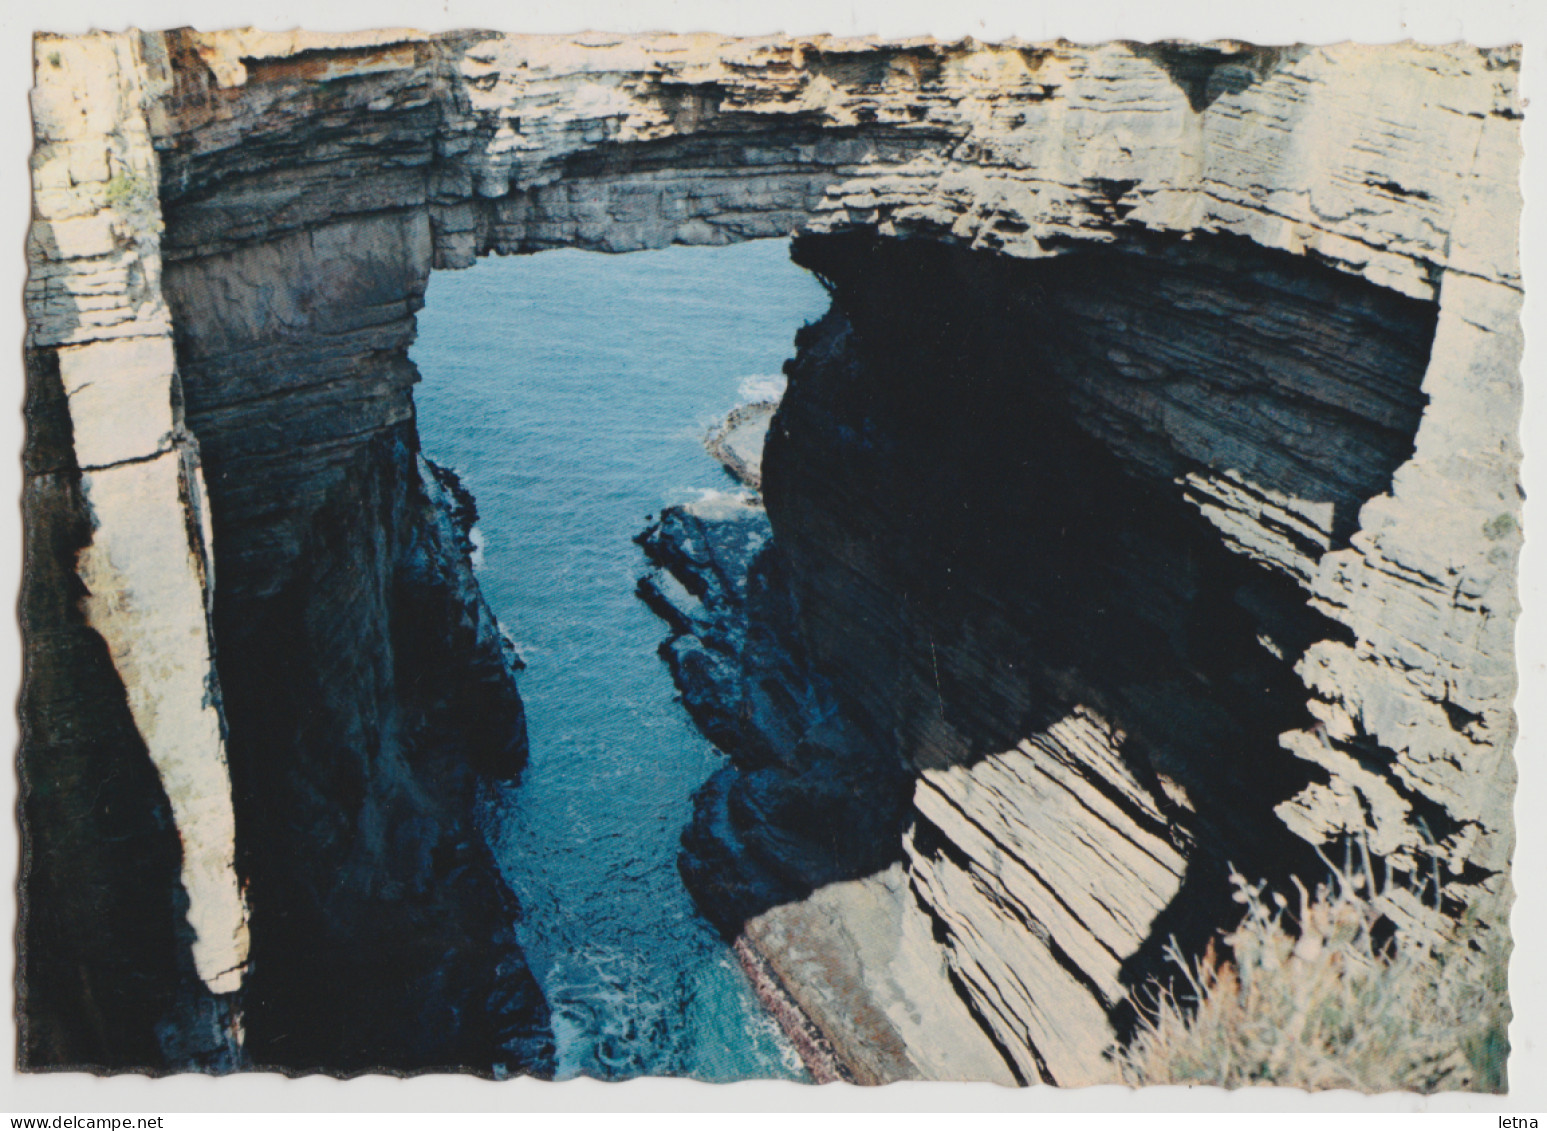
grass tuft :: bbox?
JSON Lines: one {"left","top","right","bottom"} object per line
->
{"left": 104, "top": 170, "right": 153, "bottom": 214}
{"left": 1115, "top": 846, "right": 1510, "bottom": 1093}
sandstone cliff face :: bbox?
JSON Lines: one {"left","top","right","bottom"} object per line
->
{"left": 23, "top": 31, "right": 245, "bottom": 1069}
{"left": 650, "top": 228, "right": 1449, "bottom": 1081}
{"left": 23, "top": 28, "right": 1520, "bottom": 1081}
{"left": 24, "top": 31, "right": 553, "bottom": 1073}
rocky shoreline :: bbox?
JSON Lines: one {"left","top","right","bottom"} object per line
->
{"left": 638, "top": 396, "right": 1021, "bottom": 1085}
{"left": 640, "top": 399, "right": 846, "bottom": 1081}
{"left": 637, "top": 219, "right": 1491, "bottom": 1084}
{"left": 731, "top": 936, "right": 851, "bottom": 1085}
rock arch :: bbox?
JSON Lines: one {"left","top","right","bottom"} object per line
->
{"left": 21, "top": 29, "right": 1521, "bottom": 1076}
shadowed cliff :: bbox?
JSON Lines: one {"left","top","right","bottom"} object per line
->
{"left": 644, "top": 229, "right": 1440, "bottom": 1082}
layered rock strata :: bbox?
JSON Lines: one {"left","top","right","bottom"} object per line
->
{"left": 24, "top": 28, "right": 1521, "bottom": 1081}
{"left": 642, "top": 225, "right": 1506, "bottom": 1084}
{"left": 23, "top": 31, "right": 246, "bottom": 1070}
{"left": 24, "top": 31, "right": 554, "bottom": 1074}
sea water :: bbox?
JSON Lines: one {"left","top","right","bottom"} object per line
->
{"left": 410, "top": 239, "right": 830, "bottom": 1081}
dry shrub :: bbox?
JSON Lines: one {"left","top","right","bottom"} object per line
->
{"left": 1116, "top": 846, "right": 1511, "bottom": 1093}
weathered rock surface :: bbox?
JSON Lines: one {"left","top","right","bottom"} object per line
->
{"left": 644, "top": 219, "right": 1513, "bottom": 1084}
{"left": 25, "top": 27, "right": 1520, "bottom": 1083}
{"left": 639, "top": 497, "right": 1007, "bottom": 1084}
{"left": 24, "top": 31, "right": 554, "bottom": 1074}
{"left": 23, "top": 32, "right": 245, "bottom": 1070}
{"left": 740, "top": 863, "right": 1018, "bottom": 1085}
{"left": 201, "top": 422, "right": 552, "bottom": 1074}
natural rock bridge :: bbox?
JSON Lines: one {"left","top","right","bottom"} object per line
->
{"left": 21, "top": 29, "right": 1521, "bottom": 1079}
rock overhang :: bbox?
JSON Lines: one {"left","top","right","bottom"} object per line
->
{"left": 58, "top": 16, "right": 1532, "bottom": 942}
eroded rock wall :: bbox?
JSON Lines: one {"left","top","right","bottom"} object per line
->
{"left": 22, "top": 31, "right": 245, "bottom": 1070}
{"left": 24, "top": 31, "right": 553, "bottom": 1073}
{"left": 644, "top": 224, "right": 1514, "bottom": 1082}
{"left": 194, "top": 420, "right": 551, "bottom": 1073}
{"left": 145, "top": 32, "right": 1525, "bottom": 906}
{"left": 790, "top": 231, "right": 1445, "bottom": 1082}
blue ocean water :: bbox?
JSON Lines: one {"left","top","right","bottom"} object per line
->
{"left": 409, "top": 239, "right": 830, "bottom": 1081}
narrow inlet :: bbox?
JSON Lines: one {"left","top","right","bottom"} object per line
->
{"left": 409, "top": 238, "right": 828, "bottom": 1081}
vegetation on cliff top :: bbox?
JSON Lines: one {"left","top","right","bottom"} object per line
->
{"left": 1116, "top": 847, "right": 1511, "bottom": 1093}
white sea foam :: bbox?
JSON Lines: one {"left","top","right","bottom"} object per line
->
{"left": 680, "top": 487, "right": 762, "bottom": 519}
{"left": 714, "top": 952, "right": 806, "bottom": 1076}
{"left": 494, "top": 618, "right": 540, "bottom": 656}
{"left": 543, "top": 945, "right": 688, "bottom": 1080}
{"left": 737, "top": 373, "right": 787, "bottom": 403}
{"left": 662, "top": 485, "right": 758, "bottom": 512}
